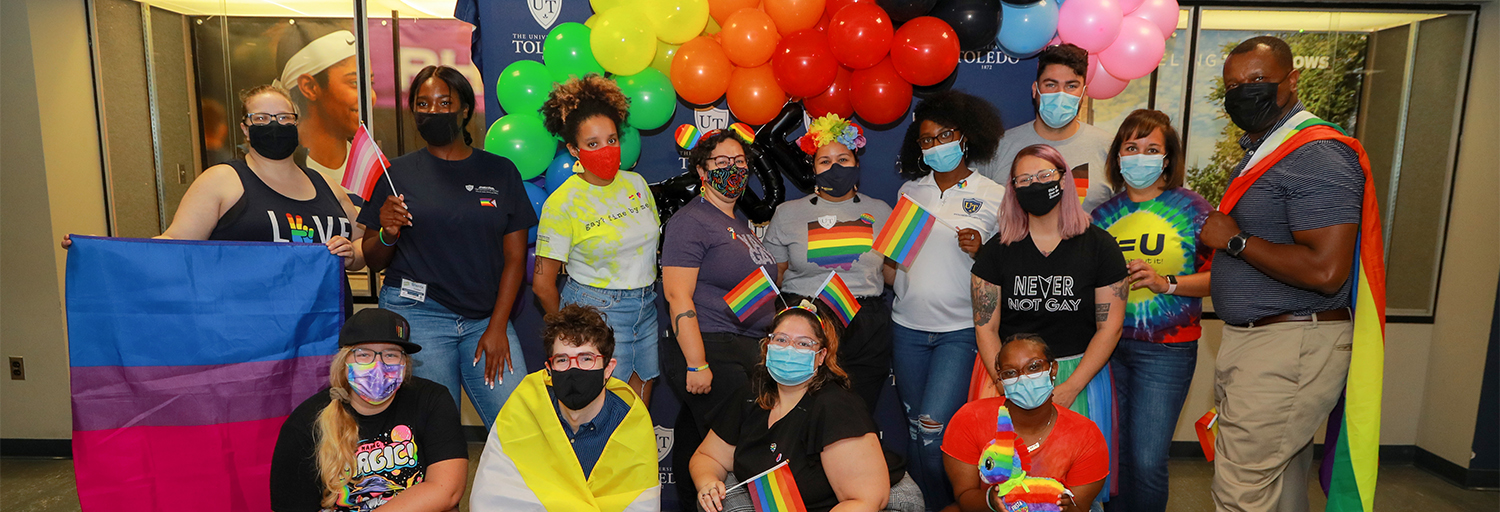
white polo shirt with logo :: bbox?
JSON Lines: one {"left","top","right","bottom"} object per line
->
{"left": 892, "top": 171, "right": 1007, "bottom": 332}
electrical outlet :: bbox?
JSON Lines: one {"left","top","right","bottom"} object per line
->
{"left": 9, "top": 357, "right": 23, "bottom": 380}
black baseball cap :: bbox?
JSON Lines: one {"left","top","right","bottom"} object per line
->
{"left": 339, "top": 308, "right": 422, "bottom": 354}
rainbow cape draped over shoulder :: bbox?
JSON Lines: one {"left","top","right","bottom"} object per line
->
{"left": 1218, "top": 112, "right": 1386, "bottom": 512}
{"left": 469, "top": 370, "right": 661, "bottom": 511}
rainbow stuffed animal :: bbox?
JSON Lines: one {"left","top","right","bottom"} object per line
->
{"left": 978, "top": 405, "right": 1069, "bottom": 512}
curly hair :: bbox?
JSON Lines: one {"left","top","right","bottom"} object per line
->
{"left": 898, "top": 90, "right": 1004, "bottom": 180}
{"left": 687, "top": 130, "right": 752, "bottom": 172}
{"left": 751, "top": 300, "right": 850, "bottom": 410}
{"left": 407, "top": 66, "right": 477, "bottom": 145}
{"left": 540, "top": 74, "right": 631, "bottom": 147}
{"left": 1106, "top": 109, "right": 1185, "bottom": 191}
{"left": 1036, "top": 43, "right": 1089, "bottom": 81}
{"left": 542, "top": 303, "right": 616, "bottom": 362}
{"left": 993, "top": 333, "right": 1055, "bottom": 375}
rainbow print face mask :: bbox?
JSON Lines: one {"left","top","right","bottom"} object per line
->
{"left": 347, "top": 360, "right": 404, "bottom": 405}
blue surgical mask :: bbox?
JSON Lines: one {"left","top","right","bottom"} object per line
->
{"left": 1037, "top": 91, "right": 1081, "bottom": 129}
{"left": 1119, "top": 154, "right": 1166, "bottom": 189}
{"left": 921, "top": 139, "right": 965, "bottom": 173}
{"left": 766, "top": 345, "right": 818, "bottom": 386}
{"left": 1000, "top": 369, "right": 1054, "bottom": 410}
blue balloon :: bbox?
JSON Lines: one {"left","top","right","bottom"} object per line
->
{"left": 544, "top": 151, "right": 578, "bottom": 193}
{"left": 998, "top": 0, "right": 1060, "bottom": 59}
{"left": 524, "top": 181, "right": 548, "bottom": 245}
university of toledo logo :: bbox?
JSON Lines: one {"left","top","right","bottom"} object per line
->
{"left": 695, "top": 107, "right": 730, "bottom": 132}
{"left": 529, "top": 0, "right": 561, "bottom": 30}
{"left": 963, "top": 198, "right": 983, "bottom": 215}
{"left": 654, "top": 425, "right": 674, "bottom": 462}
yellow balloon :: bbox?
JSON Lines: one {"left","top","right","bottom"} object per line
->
{"left": 584, "top": 14, "right": 599, "bottom": 29}
{"left": 702, "top": 16, "right": 721, "bottom": 36}
{"left": 591, "top": 7, "right": 658, "bottom": 76}
{"left": 649, "top": 41, "right": 681, "bottom": 76}
{"left": 646, "top": 0, "right": 711, "bottom": 45}
{"left": 590, "top": 0, "right": 622, "bottom": 14}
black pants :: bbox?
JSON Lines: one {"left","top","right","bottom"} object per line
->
{"left": 662, "top": 331, "right": 762, "bottom": 506}
{"left": 781, "top": 293, "right": 894, "bottom": 414}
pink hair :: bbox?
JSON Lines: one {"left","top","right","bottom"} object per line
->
{"left": 995, "top": 144, "right": 1091, "bottom": 245}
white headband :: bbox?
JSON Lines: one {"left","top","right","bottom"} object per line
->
{"left": 274, "top": 30, "right": 357, "bottom": 91}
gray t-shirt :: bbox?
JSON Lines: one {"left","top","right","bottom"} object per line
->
{"left": 975, "top": 121, "right": 1115, "bottom": 212}
{"left": 661, "top": 197, "right": 779, "bottom": 337}
{"left": 763, "top": 193, "right": 893, "bottom": 298}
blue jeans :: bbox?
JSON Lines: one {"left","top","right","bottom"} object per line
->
{"left": 379, "top": 286, "right": 527, "bottom": 431}
{"left": 1109, "top": 339, "right": 1197, "bottom": 512}
{"left": 890, "top": 324, "right": 977, "bottom": 512}
{"left": 560, "top": 279, "right": 661, "bottom": 381}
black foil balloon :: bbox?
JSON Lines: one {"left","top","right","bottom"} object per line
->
{"left": 648, "top": 140, "right": 786, "bottom": 225}
{"left": 648, "top": 171, "right": 701, "bottom": 225}
{"left": 930, "top": 0, "right": 1002, "bottom": 52}
{"left": 913, "top": 66, "right": 960, "bottom": 99}
{"left": 877, "top": 0, "right": 939, "bottom": 24}
{"left": 753, "top": 103, "right": 817, "bottom": 194}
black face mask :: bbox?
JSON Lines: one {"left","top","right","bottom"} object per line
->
{"left": 414, "top": 112, "right": 462, "bottom": 147}
{"left": 1224, "top": 82, "right": 1284, "bottom": 134}
{"left": 815, "top": 163, "right": 860, "bottom": 198}
{"left": 1015, "top": 180, "right": 1064, "bottom": 216}
{"left": 247, "top": 122, "right": 300, "bottom": 160}
{"left": 551, "top": 367, "right": 606, "bottom": 410}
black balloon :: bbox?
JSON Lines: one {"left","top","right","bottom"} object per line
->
{"left": 930, "top": 0, "right": 1002, "bottom": 52}
{"left": 649, "top": 137, "right": 787, "bottom": 225}
{"left": 648, "top": 170, "right": 701, "bottom": 225}
{"left": 913, "top": 66, "right": 960, "bottom": 99}
{"left": 877, "top": 0, "right": 939, "bottom": 23}
{"left": 753, "top": 103, "right": 817, "bottom": 194}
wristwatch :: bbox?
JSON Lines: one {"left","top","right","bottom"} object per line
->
{"left": 1164, "top": 274, "right": 1178, "bottom": 295}
{"left": 1226, "top": 231, "right": 1251, "bottom": 258}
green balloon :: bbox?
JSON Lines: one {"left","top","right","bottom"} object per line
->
{"left": 543, "top": 22, "right": 605, "bottom": 83}
{"left": 620, "top": 125, "right": 641, "bottom": 170}
{"left": 484, "top": 114, "right": 555, "bottom": 180}
{"left": 496, "top": 60, "right": 553, "bottom": 117}
{"left": 613, "top": 68, "right": 677, "bottom": 131}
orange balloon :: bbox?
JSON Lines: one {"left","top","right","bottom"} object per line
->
{"left": 727, "top": 63, "right": 787, "bottom": 125}
{"left": 671, "top": 37, "right": 735, "bottom": 105}
{"left": 764, "top": 0, "right": 826, "bottom": 35}
{"left": 709, "top": 0, "right": 760, "bottom": 25}
{"left": 720, "top": 8, "right": 779, "bottom": 67}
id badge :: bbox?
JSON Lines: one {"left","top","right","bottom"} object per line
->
{"left": 399, "top": 278, "right": 428, "bottom": 303}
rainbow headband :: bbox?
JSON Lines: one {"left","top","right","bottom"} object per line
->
{"left": 797, "top": 113, "right": 865, "bottom": 155}
{"left": 776, "top": 298, "right": 821, "bottom": 320}
{"left": 675, "top": 123, "right": 756, "bottom": 152}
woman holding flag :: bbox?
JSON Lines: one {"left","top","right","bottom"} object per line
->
{"left": 358, "top": 65, "right": 536, "bottom": 431}
{"left": 763, "top": 113, "right": 893, "bottom": 414}
{"left": 888, "top": 90, "right": 1007, "bottom": 511}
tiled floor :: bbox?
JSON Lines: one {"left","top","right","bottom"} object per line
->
{"left": 4, "top": 449, "right": 1495, "bottom": 511}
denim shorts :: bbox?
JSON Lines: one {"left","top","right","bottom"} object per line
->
{"left": 560, "top": 279, "right": 661, "bottom": 381}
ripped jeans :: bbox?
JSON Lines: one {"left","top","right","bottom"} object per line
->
{"left": 890, "top": 324, "right": 977, "bottom": 512}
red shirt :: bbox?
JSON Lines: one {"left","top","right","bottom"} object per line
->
{"left": 941, "top": 397, "right": 1108, "bottom": 487}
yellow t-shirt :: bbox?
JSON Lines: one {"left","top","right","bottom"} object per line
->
{"left": 535, "top": 168, "right": 660, "bottom": 289}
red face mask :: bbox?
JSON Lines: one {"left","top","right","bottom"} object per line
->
{"left": 577, "top": 145, "right": 621, "bottom": 181}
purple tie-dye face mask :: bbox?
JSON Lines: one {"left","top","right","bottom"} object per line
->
{"left": 347, "top": 360, "right": 404, "bottom": 405}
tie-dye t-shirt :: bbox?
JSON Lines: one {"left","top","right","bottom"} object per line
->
{"left": 1090, "top": 187, "right": 1214, "bottom": 343}
{"left": 535, "top": 168, "right": 660, "bottom": 290}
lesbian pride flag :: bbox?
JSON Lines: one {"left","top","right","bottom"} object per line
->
{"left": 872, "top": 195, "right": 939, "bottom": 268}
{"left": 724, "top": 267, "right": 780, "bottom": 322}
{"left": 815, "top": 271, "right": 861, "bottom": 326}
{"left": 65, "top": 237, "right": 344, "bottom": 512}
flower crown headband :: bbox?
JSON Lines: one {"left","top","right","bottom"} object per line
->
{"left": 797, "top": 114, "right": 865, "bottom": 156}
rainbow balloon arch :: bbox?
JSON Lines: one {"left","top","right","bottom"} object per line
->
{"left": 485, "top": 0, "right": 1177, "bottom": 183}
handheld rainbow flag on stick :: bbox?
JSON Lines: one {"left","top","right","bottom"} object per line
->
{"left": 725, "top": 267, "right": 780, "bottom": 322}
{"left": 872, "top": 194, "right": 950, "bottom": 268}
{"left": 725, "top": 461, "right": 807, "bottom": 512}
{"left": 815, "top": 271, "right": 861, "bottom": 326}
{"left": 342, "top": 122, "right": 396, "bottom": 201}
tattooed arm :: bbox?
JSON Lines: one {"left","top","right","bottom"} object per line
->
{"left": 1053, "top": 278, "right": 1128, "bottom": 408}
{"left": 664, "top": 266, "right": 714, "bottom": 394}
{"left": 972, "top": 275, "right": 1005, "bottom": 382}
{"left": 532, "top": 256, "right": 565, "bottom": 316}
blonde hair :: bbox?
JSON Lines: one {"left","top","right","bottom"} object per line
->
{"left": 238, "top": 84, "right": 298, "bottom": 122}
{"left": 314, "top": 347, "right": 411, "bottom": 508}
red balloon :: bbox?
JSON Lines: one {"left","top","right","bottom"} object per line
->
{"left": 827, "top": 3, "right": 893, "bottom": 69}
{"left": 721, "top": 8, "right": 781, "bottom": 67}
{"left": 672, "top": 36, "right": 736, "bottom": 105}
{"left": 890, "top": 16, "right": 960, "bottom": 86}
{"left": 850, "top": 56, "right": 911, "bottom": 124}
{"left": 824, "top": 0, "right": 873, "bottom": 18}
{"left": 803, "top": 65, "right": 854, "bottom": 118}
{"left": 772, "top": 30, "right": 839, "bottom": 97}
{"left": 727, "top": 63, "right": 789, "bottom": 125}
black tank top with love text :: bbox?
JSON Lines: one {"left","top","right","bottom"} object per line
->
{"left": 209, "top": 160, "right": 352, "bottom": 243}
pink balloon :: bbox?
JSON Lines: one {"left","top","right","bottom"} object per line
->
{"left": 1086, "top": 53, "right": 1099, "bottom": 85}
{"left": 1057, "top": 0, "right": 1123, "bottom": 53}
{"left": 1118, "top": 0, "right": 1145, "bottom": 15}
{"left": 1131, "top": 0, "right": 1179, "bottom": 39}
{"left": 1049, "top": 34, "right": 1062, "bottom": 47}
{"left": 1087, "top": 67, "right": 1129, "bottom": 99}
{"left": 1099, "top": 16, "right": 1165, "bottom": 80}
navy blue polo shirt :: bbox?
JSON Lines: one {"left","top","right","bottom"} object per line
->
{"left": 551, "top": 387, "right": 630, "bottom": 479}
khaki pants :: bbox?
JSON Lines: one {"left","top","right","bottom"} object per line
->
{"left": 1212, "top": 319, "right": 1353, "bottom": 512}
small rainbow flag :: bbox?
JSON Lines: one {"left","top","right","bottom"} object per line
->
{"left": 872, "top": 195, "right": 939, "bottom": 268}
{"left": 724, "top": 267, "right": 779, "bottom": 322}
{"left": 732, "top": 461, "right": 806, "bottom": 512}
{"left": 816, "top": 271, "right": 861, "bottom": 326}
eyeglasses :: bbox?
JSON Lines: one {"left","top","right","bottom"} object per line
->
{"left": 350, "top": 348, "right": 405, "bottom": 365}
{"left": 1012, "top": 168, "right": 1062, "bottom": 187}
{"left": 708, "top": 155, "right": 748, "bottom": 170}
{"left": 917, "top": 129, "right": 961, "bottom": 150}
{"left": 1224, "top": 72, "right": 1291, "bottom": 92}
{"left": 998, "top": 358, "right": 1051, "bottom": 381}
{"left": 765, "top": 333, "right": 821, "bottom": 350}
{"left": 244, "top": 112, "right": 299, "bottom": 126}
{"left": 549, "top": 352, "right": 605, "bottom": 371}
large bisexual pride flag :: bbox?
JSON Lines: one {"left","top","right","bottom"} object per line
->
{"left": 65, "top": 237, "right": 344, "bottom": 511}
